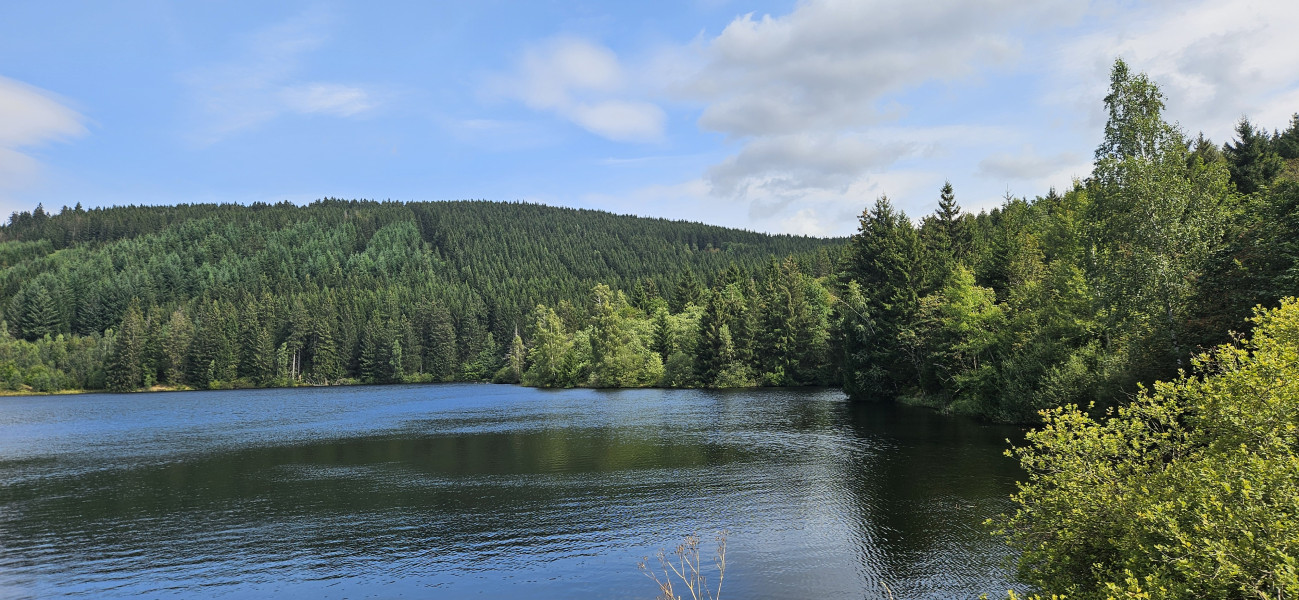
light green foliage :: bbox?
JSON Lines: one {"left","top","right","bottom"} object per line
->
{"left": 586, "top": 284, "right": 665, "bottom": 387}
{"left": 999, "top": 298, "right": 1299, "bottom": 599}
{"left": 515, "top": 263, "right": 834, "bottom": 390}
{"left": 523, "top": 305, "right": 579, "bottom": 388}
{"left": 920, "top": 266, "right": 1005, "bottom": 411}
{"left": 1089, "top": 58, "right": 1232, "bottom": 372}
{"left": 503, "top": 331, "right": 526, "bottom": 384}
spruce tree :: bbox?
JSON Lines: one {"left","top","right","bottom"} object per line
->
{"left": 106, "top": 300, "right": 145, "bottom": 392}
{"left": 19, "top": 285, "right": 60, "bottom": 341}
{"left": 1223, "top": 117, "right": 1283, "bottom": 195}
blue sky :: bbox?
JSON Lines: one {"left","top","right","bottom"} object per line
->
{"left": 3, "top": 0, "right": 1299, "bottom": 236}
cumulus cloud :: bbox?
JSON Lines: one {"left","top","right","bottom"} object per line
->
{"left": 687, "top": 0, "right": 1078, "bottom": 138}
{"left": 708, "top": 132, "right": 916, "bottom": 198}
{"left": 502, "top": 1, "right": 1299, "bottom": 235}
{"left": 183, "top": 9, "right": 380, "bottom": 143}
{"left": 0, "top": 76, "right": 87, "bottom": 194}
{"left": 489, "top": 37, "right": 666, "bottom": 142}
{"left": 671, "top": 0, "right": 1086, "bottom": 228}
{"left": 1051, "top": 0, "right": 1299, "bottom": 141}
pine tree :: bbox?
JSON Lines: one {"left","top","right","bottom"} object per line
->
{"left": 1223, "top": 117, "right": 1283, "bottom": 195}
{"left": 933, "top": 180, "right": 967, "bottom": 262}
{"left": 423, "top": 303, "right": 457, "bottom": 381}
{"left": 310, "top": 313, "right": 343, "bottom": 382}
{"left": 161, "top": 308, "right": 193, "bottom": 386}
{"left": 389, "top": 338, "right": 405, "bottom": 382}
{"left": 18, "top": 284, "right": 60, "bottom": 341}
{"left": 1276, "top": 113, "right": 1299, "bottom": 160}
{"left": 106, "top": 299, "right": 145, "bottom": 392}
{"left": 651, "top": 307, "right": 675, "bottom": 363}
{"left": 840, "top": 195, "right": 925, "bottom": 396}
{"left": 671, "top": 269, "right": 703, "bottom": 313}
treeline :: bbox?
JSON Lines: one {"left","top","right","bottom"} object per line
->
{"left": 834, "top": 58, "right": 1299, "bottom": 422}
{"left": 5, "top": 58, "right": 1299, "bottom": 429}
{"left": 516, "top": 257, "right": 834, "bottom": 389}
{"left": 0, "top": 200, "right": 841, "bottom": 393}
{"left": 991, "top": 61, "right": 1299, "bottom": 600}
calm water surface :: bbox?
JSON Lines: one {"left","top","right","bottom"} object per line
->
{"left": 0, "top": 385, "right": 1024, "bottom": 599}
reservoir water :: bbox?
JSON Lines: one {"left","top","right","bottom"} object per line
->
{"left": 0, "top": 385, "right": 1024, "bottom": 599}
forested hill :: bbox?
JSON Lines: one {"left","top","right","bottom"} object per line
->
{"left": 0, "top": 199, "right": 841, "bottom": 391}
{"left": 5, "top": 59, "right": 1299, "bottom": 429}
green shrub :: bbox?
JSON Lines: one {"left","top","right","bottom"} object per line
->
{"left": 997, "top": 298, "right": 1299, "bottom": 599}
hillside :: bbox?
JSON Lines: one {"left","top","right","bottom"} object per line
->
{"left": 0, "top": 199, "right": 842, "bottom": 391}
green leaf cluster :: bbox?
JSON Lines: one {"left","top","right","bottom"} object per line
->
{"left": 997, "top": 298, "right": 1299, "bottom": 599}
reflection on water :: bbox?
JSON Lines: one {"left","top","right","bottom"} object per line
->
{"left": 0, "top": 385, "right": 1024, "bottom": 599}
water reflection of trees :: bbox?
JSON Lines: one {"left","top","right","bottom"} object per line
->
{"left": 0, "top": 427, "right": 756, "bottom": 565}
{"left": 0, "top": 389, "right": 1026, "bottom": 598}
{"left": 838, "top": 401, "right": 1025, "bottom": 595}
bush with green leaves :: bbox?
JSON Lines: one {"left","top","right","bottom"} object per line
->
{"left": 997, "top": 298, "right": 1299, "bottom": 599}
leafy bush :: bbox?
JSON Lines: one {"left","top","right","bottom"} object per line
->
{"left": 997, "top": 298, "right": 1299, "bottom": 599}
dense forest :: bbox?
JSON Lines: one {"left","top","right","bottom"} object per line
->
{"left": 3, "top": 58, "right": 1299, "bottom": 432}
{"left": 0, "top": 199, "right": 842, "bottom": 393}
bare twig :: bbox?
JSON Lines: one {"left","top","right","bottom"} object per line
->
{"left": 639, "top": 531, "right": 729, "bottom": 600}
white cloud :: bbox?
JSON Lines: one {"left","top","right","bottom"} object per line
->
{"left": 1051, "top": 0, "right": 1299, "bottom": 141}
{"left": 0, "top": 76, "right": 87, "bottom": 195}
{"left": 569, "top": 100, "right": 665, "bottom": 143}
{"left": 707, "top": 132, "right": 916, "bottom": 198}
{"left": 669, "top": 0, "right": 1087, "bottom": 227}
{"left": 502, "top": 1, "right": 1299, "bottom": 235}
{"left": 687, "top": 0, "right": 1079, "bottom": 138}
{"left": 183, "top": 9, "right": 381, "bottom": 144}
{"left": 489, "top": 37, "right": 666, "bottom": 142}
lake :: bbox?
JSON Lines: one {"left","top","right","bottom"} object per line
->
{"left": 0, "top": 384, "right": 1024, "bottom": 599}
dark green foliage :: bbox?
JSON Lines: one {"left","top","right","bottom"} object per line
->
{"left": 839, "top": 196, "right": 926, "bottom": 397}
{"left": 0, "top": 200, "right": 838, "bottom": 393}
{"left": 106, "top": 299, "right": 145, "bottom": 392}
{"left": 13, "top": 280, "right": 61, "bottom": 341}
{"left": 1224, "top": 117, "right": 1284, "bottom": 195}
{"left": 833, "top": 58, "right": 1295, "bottom": 426}
{"left": 670, "top": 268, "right": 703, "bottom": 314}
{"left": 1277, "top": 113, "right": 1299, "bottom": 160}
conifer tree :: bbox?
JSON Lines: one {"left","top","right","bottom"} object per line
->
{"left": 651, "top": 307, "right": 675, "bottom": 363}
{"left": 423, "top": 303, "right": 457, "bottom": 381}
{"left": 17, "top": 284, "right": 60, "bottom": 341}
{"left": 106, "top": 299, "right": 145, "bottom": 392}
{"left": 161, "top": 308, "right": 193, "bottom": 386}
{"left": 1223, "top": 117, "right": 1283, "bottom": 195}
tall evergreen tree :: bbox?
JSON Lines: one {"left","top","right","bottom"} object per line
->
{"left": 161, "top": 308, "right": 193, "bottom": 386}
{"left": 839, "top": 195, "right": 925, "bottom": 396}
{"left": 1276, "top": 113, "right": 1299, "bottom": 160}
{"left": 423, "top": 303, "right": 457, "bottom": 381}
{"left": 106, "top": 299, "right": 145, "bottom": 392}
{"left": 1223, "top": 117, "right": 1283, "bottom": 195}
{"left": 671, "top": 269, "right": 703, "bottom": 313}
{"left": 17, "top": 284, "right": 60, "bottom": 341}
